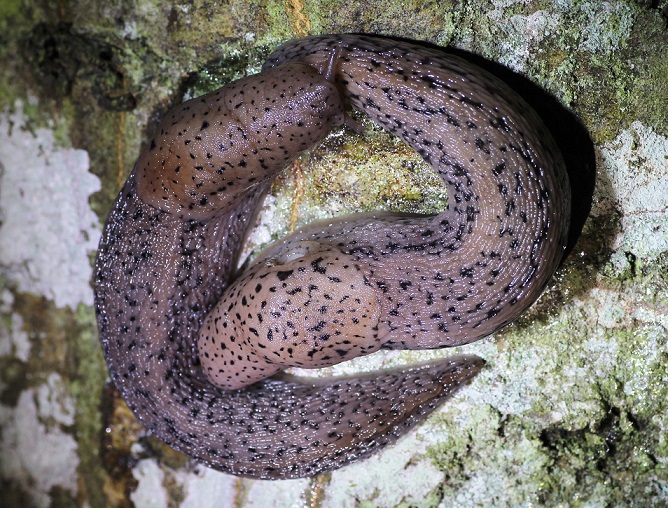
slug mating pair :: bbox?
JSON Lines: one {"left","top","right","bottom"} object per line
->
{"left": 94, "top": 34, "right": 570, "bottom": 479}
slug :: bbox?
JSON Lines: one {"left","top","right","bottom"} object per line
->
{"left": 94, "top": 34, "right": 570, "bottom": 479}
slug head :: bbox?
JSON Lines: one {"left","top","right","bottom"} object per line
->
{"left": 135, "top": 62, "right": 345, "bottom": 220}
{"left": 198, "top": 245, "right": 385, "bottom": 390}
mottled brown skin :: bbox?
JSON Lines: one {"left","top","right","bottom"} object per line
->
{"left": 94, "top": 34, "right": 569, "bottom": 479}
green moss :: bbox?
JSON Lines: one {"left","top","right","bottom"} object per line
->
{"left": 535, "top": 402, "right": 667, "bottom": 506}
{"left": 0, "top": 0, "right": 20, "bottom": 20}
{"left": 182, "top": 44, "right": 267, "bottom": 100}
{"left": 569, "top": 56, "right": 635, "bottom": 144}
{"left": 69, "top": 305, "right": 108, "bottom": 508}
{"left": 627, "top": 8, "right": 668, "bottom": 137}
{"left": 0, "top": 296, "right": 93, "bottom": 505}
{"left": 303, "top": 121, "right": 448, "bottom": 215}
{"left": 299, "top": 0, "right": 458, "bottom": 40}
{"left": 395, "top": 486, "right": 446, "bottom": 508}
{"left": 420, "top": 236, "right": 668, "bottom": 504}
{"left": 0, "top": 5, "right": 32, "bottom": 110}
{"left": 423, "top": 323, "right": 668, "bottom": 505}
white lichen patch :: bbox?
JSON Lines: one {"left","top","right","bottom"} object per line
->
{"left": 174, "top": 466, "right": 239, "bottom": 508}
{"left": 476, "top": 0, "right": 632, "bottom": 73}
{"left": 322, "top": 424, "right": 445, "bottom": 508}
{"left": 476, "top": 283, "right": 665, "bottom": 432}
{"left": 130, "top": 459, "right": 168, "bottom": 508}
{"left": 0, "top": 310, "right": 31, "bottom": 362}
{"left": 496, "top": 9, "right": 563, "bottom": 73}
{"left": 575, "top": 1, "right": 634, "bottom": 54}
{"left": 598, "top": 121, "right": 668, "bottom": 263}
{"left": 237, "top": 194, "right": 284, "bottom": 267}
{"left": 246, "top": 475, "right": 308, "bottom": 508}
{"left": 443, "top": 430, "right": 552, "bottom": 507}
{"left": 0, "top": 100, "right": 101, "bottom": 309}
{"left": 412, "top": 278, "right": 668, "bottom": 505}
{"left": 0, "top": 373, "right": 79, "bottom": 508}
{"left": 620, "top": 325, "right": 666, "bottom": 407}
{"left": 601, "top": 121, "right": 668, "bottom": 216}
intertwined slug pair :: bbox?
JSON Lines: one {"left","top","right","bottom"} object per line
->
{"left": 94, "top": 34, "right": 570, "bottom": 479}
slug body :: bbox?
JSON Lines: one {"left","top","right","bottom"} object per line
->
{"left": 94, "top": 34, "right": 570, "bottom": 479}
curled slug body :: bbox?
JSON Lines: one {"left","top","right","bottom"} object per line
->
{"left": 94, "top": 34, "right": 570, "bottom": 479}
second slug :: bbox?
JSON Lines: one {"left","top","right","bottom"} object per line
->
{"left": 94, "top": 34, "right": 570, "bottom": 479}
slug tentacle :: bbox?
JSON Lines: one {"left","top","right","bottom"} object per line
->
{"left": 94, "top": 34, "right": 569, "bottom": 479}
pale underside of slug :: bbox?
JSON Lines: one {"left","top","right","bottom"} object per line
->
{"left": 94, "top": 34, "right": 570, "bottom": 479}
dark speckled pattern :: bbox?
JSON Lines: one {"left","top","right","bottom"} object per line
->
{"left": 94, "top": 34, "right": 569, "bottom": 479}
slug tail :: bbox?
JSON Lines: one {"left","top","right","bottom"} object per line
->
{"left": 198, "top": 354, "right": 485, "bottom": 479}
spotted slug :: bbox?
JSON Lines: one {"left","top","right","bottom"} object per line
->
{"left": 94, "top": 34, "right": 570, "bottom": 479}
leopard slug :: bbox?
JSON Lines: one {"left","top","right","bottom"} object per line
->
{"left": 94, "top": 34, "right": 570, "bottom": 479}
